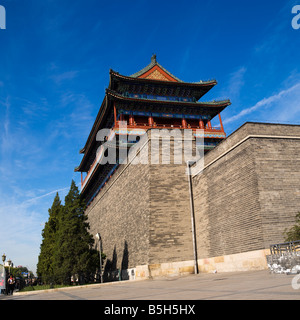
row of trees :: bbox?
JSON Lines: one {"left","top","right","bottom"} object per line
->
{"left": 37, "top": 180, "right": 105, "bottom": 285}
{"left": 3, "top": 266, "right": 33, "bottom": 279}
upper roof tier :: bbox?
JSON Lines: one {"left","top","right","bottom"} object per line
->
{"left": 131, "top": 54, "right": 182, "bottom": 81}
{"left": 109, "top": 55, "right": 217, "bottom": 101}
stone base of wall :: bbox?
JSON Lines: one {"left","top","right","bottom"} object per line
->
{"left": 135, "top": 261, "right": 195, "bottom": 280}
{"left": 198, "top": 249, "right": 270, "bottom": 273}
{"left": 125, "top": 249, "right": 270, "bottom": 281}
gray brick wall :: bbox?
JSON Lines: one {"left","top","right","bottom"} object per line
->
{"left": 148, "top": 134, "right": 195, "bottom": 264}
{"left": 193, "top": 139, "right": 263, "bottom": 258}
{"left": 254, "top": 137, "right": 300, "bottom": 247}
{"left": 86, "top": 131, "right": 195, "bottom": 271}
{"left": 86, "top": 161, "right": 151, "bottom": 270}
{"left": 86, "top": 122, "right": 300, "bottom": 274}
{"left": 192, "top": 123, "right": 300, "bottom": 259}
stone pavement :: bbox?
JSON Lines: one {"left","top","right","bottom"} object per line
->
{"left": 1, "top": 270, "right": 300, "bottom": 300}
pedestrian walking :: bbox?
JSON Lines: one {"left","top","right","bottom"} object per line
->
{"left": 7, "top": 275, "right": 15, "bottom": 295}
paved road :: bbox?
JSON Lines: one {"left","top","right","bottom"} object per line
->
{"left": 1, "top": 270, "right": 300, "bottom": 300}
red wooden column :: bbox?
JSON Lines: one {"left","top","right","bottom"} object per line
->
{"left": 148, "top": 114, "right": 154, "bottom": 126}
{"left": 129, "top": 113, "right": 134, "bottom": 126}
{"left": 207, "top": 120, "right": 212, "bottom": 129}
{"left": 182, "top": 118, "right": 187, "bottom": 128}
{"left": 113, "top": 102, "right": 117, "bottom": 126}
{"left": 218, "top": 113, "right": 224, "bottom": 131}
{"left": 199, "top": 119, "right": 205, "bottom": 129}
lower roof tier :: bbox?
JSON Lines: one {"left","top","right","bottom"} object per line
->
{"left": 106, "top": 88, "right": 230, "bottom": 117}
{"left": 76, "top": 93, "right": 230, "bottom": 173}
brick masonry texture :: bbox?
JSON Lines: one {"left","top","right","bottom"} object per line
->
{"left": 86, "top": 131, "right": 195, "bottom": 272}
{"left": 148, "top": 137, "right": 194, "bottom": 264}
{"left": 86, "top": 122, "right": 300, "bottom": 275}
{"left": 192, "top": 122, "right": 300, "bottom": 259}
{"left": 86, "top": 161, "right": 151, "bottom": 271}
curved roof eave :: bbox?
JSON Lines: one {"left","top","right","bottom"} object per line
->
{"left": 75, "top": 96, "right": 109, "bottom": 172}
{"left": 106, "top": 88, "right": 230, "bottom": 108}
{"left": 109, "top": 69, "right": 217, "bottom": 88}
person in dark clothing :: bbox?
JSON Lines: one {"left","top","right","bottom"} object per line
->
{"left": 7, "top": 275, "right": 15, "bottom": 295}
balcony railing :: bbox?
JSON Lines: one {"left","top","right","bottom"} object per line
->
{"left": 117, "top": 121, "right": 223, "bottom": 132}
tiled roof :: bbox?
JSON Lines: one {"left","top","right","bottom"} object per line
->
{"left": 106, "top": 88, "right": 231, "bottom": 107}
{"left": 130, "top": 54, "right": 183, "bottom": 82}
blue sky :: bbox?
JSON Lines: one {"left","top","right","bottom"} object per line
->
{"left": 0, "top": 0, "right": 300, "bottom": 273}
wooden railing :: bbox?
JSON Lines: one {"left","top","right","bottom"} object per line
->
{"left": 117, "top": 121, "right": 223, "bottom": 132}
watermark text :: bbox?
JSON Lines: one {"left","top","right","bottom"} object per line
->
{"left": 292, "top": 273, "right": 300, "bottom": 290}
{"left": 0, "top": 5, "right": 6, "bottom": 29}
{"left": 292, "top": 5, "right": 300, "bottom": 29}
{"left": 95, "top": 124, "right": 205, "bottom": 176}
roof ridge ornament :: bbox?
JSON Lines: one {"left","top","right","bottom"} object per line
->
{"left": 151, "top": 54, "right": 157, "bottom": 63}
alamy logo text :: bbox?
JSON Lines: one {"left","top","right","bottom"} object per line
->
{"left": 0, "top": 5, "right": 6, "bottom": 30}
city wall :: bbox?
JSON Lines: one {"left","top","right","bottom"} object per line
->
{"left": 86, "top": 130, "right": 196, "bottom": 279}
{"left": 192, "top": 122, "right": 300, "bottom": 272}
{"left": 86, "top": 123, "right": 300, "bottom": 279}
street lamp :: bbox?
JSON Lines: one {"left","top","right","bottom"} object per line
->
{"left": 95, "top": 233, "right": 103, "bottom": 283}
{"left": 186, "top": 160, "right": 199, "bottom": 275}
{"left": 7, "top": 259, "right": 11, "bottom": 273}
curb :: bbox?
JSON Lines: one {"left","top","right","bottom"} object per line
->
{"left": 11, "top": 278, "right": 148, "bottom": 296}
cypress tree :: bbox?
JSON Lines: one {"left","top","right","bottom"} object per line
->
{"left": 53, "top": 180, "right": 99, "bottom": 285}
{"left": 37, "top": 192, "right": 62, "bottom": 284}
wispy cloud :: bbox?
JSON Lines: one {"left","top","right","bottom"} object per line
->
{"left": 50, "top": 70, "right": 79, "bottom": 85}
{"left": 22, "top": 187, "right": 70, "bottom": 204}
{"left": 226, "top": 66, "right": 247, "bottom": 100}
{"left": 180, "top": 48, "right": 190, "bottom": 75}
{"left": 0, "top": 186, "right": 71, "bottom": 272}
{"left": 52, "top": 91, "right": 95, "bottom": 139}
{"left": 224, "top": 82, "right": 300, "bottom": 125}
{"left": 0, "top": 97, "right": 12, "bottom": 155}
{"left": 215, "top": 66, "right": 247, "bottom": 109}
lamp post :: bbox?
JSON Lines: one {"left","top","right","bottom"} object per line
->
{"left": 7, "top": 259, "right": 11, "bottom": 274}
{"left": 95, "top": 233, "right": 103, "bottom": 283}
{"left": 187, "top": 160, "right": 199, "bottom": 275}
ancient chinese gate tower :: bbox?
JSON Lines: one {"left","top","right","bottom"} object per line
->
{"left": 75, "top": 56, "right": 234, "bottom": 278}
{"left": 76, "top": 55, "right": 231, "bottom": 206}
{"left": 75, "top": 57, "right": 300, "bottom": 278}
